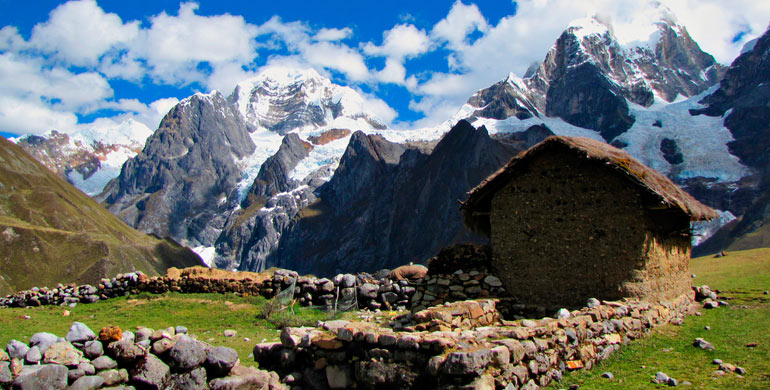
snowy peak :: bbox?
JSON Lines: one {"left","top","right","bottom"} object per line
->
{"left": 229, "top": 67, "right": 386, "bottom": 135}
{"left": 12, "top": 120, "right": 152, "bottom": 195}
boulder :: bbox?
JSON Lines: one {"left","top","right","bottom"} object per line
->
{"left": 205, "top": 347, "right": 239, "bottom": 378}
{"left": 68, "top": 375, "right": 105, "bottom": 390}
{"left": 43, "top": 342, "right": 83, "bottom": 366}
{"left": 29, "top": 332, "right": 59, "bottom": 354}
{"left": 167, "top": 367, "right": 207, "bottom": 390}
{"left": 167, "top": 335, "right": 208, "bottom": 371}
{"left": 92, "top": 356, "right": 118, "bottom": 371}
{"left": 12, "top": 364, "right": 68, "bottom": 389}
{"left": 84, "top": 340, "right": 104, "bottom": 359}
{"left": 130, "top": 354, "right": 170, "bottom": 390}
{"left": 6, "top": 340, "right": 29, "bottom": 360}
{"left": 66, "top": 322, "right": 96, "bottom": 345}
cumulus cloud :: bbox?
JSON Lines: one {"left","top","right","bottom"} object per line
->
{"left": 29, "top": 0, "right": 139, "bottom": 67}
{"left": 431, "top": 1, "right": 489, "bottom": 49}
{"left": 314, "top": 27, "right": 353, "bottom": 42}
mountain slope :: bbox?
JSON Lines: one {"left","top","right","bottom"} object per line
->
{"left": 0, "top": 136, "right": 203, "bottom": 296}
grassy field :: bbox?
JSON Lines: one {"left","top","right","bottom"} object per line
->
{"left": 551, "top": 248, "right": 770, "bottom": 389}
{"left": 0, "top": 292, "right": 341, "bottom": 363}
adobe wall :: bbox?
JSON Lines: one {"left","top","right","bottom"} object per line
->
{"left": 254, "top": 292, "right": 697, "bottom": 389}
{"left": 488, "top": 151, "right": 691, "bottom": 307}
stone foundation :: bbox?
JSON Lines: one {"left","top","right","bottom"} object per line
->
{"left": 254, "top": 292, "right": 696, "bottom": 389}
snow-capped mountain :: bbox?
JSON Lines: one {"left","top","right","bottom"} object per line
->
{"left": 229, "top": 67, "right": 386, "bottom": 134}
{"left": 11, "top": 119, "right": 152, "bottom": 195}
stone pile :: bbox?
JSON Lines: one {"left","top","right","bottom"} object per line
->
{"left": 1, "top": 322, "right": 285, "bottom": 390}
{"left": 693, "top": 285, "right": 728, "bottom": 309}
{"left": 411, "top": 244, "right": 509, "bottom": 311}
{"left": 1, "top": 269, "right": 417, "bottom": 312}
{"left": 253, "top": 292, "right": 696, "bottom": 389}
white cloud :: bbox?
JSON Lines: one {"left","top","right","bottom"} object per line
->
{"left": 0, "top": 26, "right": 27, "bottom": 52}
{"left": 0, "top": 95, "right": 78, "bottom": 135}
{"left": 314, "top": 27, "right": 353, "bottom": 42}
{"left": 359, "top": 92, "right": 398, "bottom": 124}
{"left": 96, "top": 97, "right": 180, "bottom": 130}
{"left": 136, "top": 2, "right": 258, "bottom": 85}
{"left": 431, "top": 1, "right": 488, "bottom": 49}
{"left": 363, "top": 24, "right": 431, "bottom": 60}
{"left": 29, "top": 0, "right": 139, "bottom": 67}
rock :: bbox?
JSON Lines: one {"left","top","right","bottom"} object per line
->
{"left": 205, "top": 347, "right": 239, "bottom": 378}
{"left": 66, "top": 322, "right": 96, "bottom": 344}
{"left": 6, "top": 340, "right": 29, "bottom": 360}
{"left": 29, "top": 332, "right": 58, "bottom": 355}
{"left": 668, "top": 377, "right": 678, "bottom": 386}
{"left": 130, "top": 354, "right": 170, "bottom": 390}
{"left": 167, "top": 335, "right": 208, "bottom": 371}
{"left": 653, "top": 371, "right": 670, "bottom": 384}
{"left": 69, "top": 367, "right": 85, "bottom": 382}
{"left": 693, "top": 338, "right": 715, "bottom": 350}
{"left": 79, "top": 362, "right": 96, "bottom": 376}
{"left": 106, "top": 340, "right": 145, "bottom": 365}
{"left": 12, "top": 364, "right": 68, "bottom": 389}
{"left": 736, "top": 366, "right": 746, "bottom": 375}
{"left": 0, "top": 362, "right": 11, "bottom": 386}
{"left": 223, "top": 330, "right": 237, "bottom": 338}
{"left": 601, "top": 372, "right": 614, "bottom": 379}
{"left": 135, "top": 328, "right": 153, "bottom": 343}
{"left": 84, "top": 340, "right": 104, "bottom": 359}
{"left": 746, "top": 342, "right": 758, "bottom": 347}
{"left": 43, "top": 341, "right": 83, "bottom": 366}
{"left": 167, "top": 367, "right": 207, "bottom": 390}
{"left": 68, "top": 375, "right": 105, "bottom": 390}
{"left": 587, "top": 298, "right": 601, "bottom": 308}
{"left": 483, "top": 275, "right": 503, "bottom": 287}
{"left": 92, "top": 356, "right": 118, "bottom": 371}
{"left": 120, "top": 330, "right": 135, "bottom": 343}
{"left": 442, "top": 349, "right": 491, "bottom": 375}
{"left": 209, "top": 364, "right": 282, "bottom": 390}
{"left": 0, "top": 350, "right": 7, "bottom": 361}
{"left": 712, "top": 358, "right": 723, "bottom": 365}
{"left": 152, "top": 339, "right": 176, "bottom": 356}
{"left": 98, "top": 368, "right": 127, "bottom": 386}
{"left": 358, "top": 283, "right": 379, "bottom": 299}
{"left": 326, "top": 365, "right": 353, "bottom": 389}
{"left": 555, "top": 308, "right": 571, "bottom": 319}
{"left": 24, "top": 346, "right": 41, "bottom": 364}
{"left": 175, "top": 326, "right": 188, "bottom": 335}
{"left": 521, "top": 319, "right": 537, "bottom": 328}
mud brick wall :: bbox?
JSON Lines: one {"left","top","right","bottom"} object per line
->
{"left": 489, "top": 151, "right": 693, "bottom": 307}
{"left": 254, "top": 292, "right": 696, "bottom": 390}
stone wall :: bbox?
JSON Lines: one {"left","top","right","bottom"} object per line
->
{"left": 254, "top": 292, "right": 696, "bottom": 389}
{"left": 0, "top": 269, "right": 416, "bottom": 312}
{"left": 1, "top": 321, "right": 285, "bottom": 389}
{"left": 410, "top": 244, "right": 509, "bottom": 312}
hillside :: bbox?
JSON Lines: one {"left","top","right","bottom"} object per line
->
{"left": 0, "top": 136, "right": 203, "bottom": 296}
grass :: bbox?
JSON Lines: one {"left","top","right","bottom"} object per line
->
{"left": 0, "top": 291, "right": 343, "bottom": 363}
{"left": 550, "top": 247, "right": 770, "bottom": 389}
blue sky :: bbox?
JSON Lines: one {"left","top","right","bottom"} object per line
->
{"left": 0, "top": 0, "right": 768, "bottom": 139}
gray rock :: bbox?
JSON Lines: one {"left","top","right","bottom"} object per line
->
{"left": 6, "top": 340, "right": 29, "bottom": 360}
{"left": 106, "top": 340, "right": 145, "bottom": 365}
{"left": 0, "top": 362, "right": 11, "bottom": 385}
{"left": 601, "top": 372, "right": 614, "bottom": 379}
{"left": 555, "top": 308, "right": 571, "bottom": 319}
{"left": 441, "top": 349, "right": 491, "bottom": 375}
{"left": 69, "top": 367, "right": 85, "bottom": 382}
{"left": 326, "top": 365, "right": 353, "bottom": 389}
{"left": 79, "top": 362, "right": 96, "bottom": 376}
{"left": 68, "top": 375, "right": 105, "bottom": 390}
{"left": 736, "top": 366, "right": 746, "bottom": 375}
{"left": 712, "top": 358, "right": 723, "bottom": 365}
{"left": 98, "top": 369, "right": 127, "bottom": 386}
{"left": 92, "top": 356, "right": 118, "bottom": 371}
{"left": 24, "top": 346, "right": 41, "bottom": 364}
{"left": 84, "top": 340, "right": 104, "bottom": 359}
{"left": 341, "top": 274, "right": 356, "bottom": 288}
{"left": 167, "top": 367, "right": 207, "bottom": 390}
{"left": 130, "top": 354, "right": 170, "bottom": 390}
{"left": 654, "top": 371, "right": 670, "bottom": 384}
{"left": 587, "top": 298, "right": 601, "bottom": 308}
{"left": 29, "top": 332, "right": 58, "bottom": 354}
{"left": 521, "top": 319, "right": 537, "bottom": 328}
{"left": 223, "top": 330, "right": 237, "bottom": 338}
{"left": 668, "top": 377, "right": 679, "bottom": 386}
{"left": 66, "top": 322, "right": 96, "bottom": 344}
{"left": 167, "top": 335, "right": 207, "bottom": 371}
{"left": 43, "top": 341, "right": 83, "bottom": 366}
{"left": 174, "top": 326, "right": 188, "bottom": 335}
{"left": 693, "top": 338, "right": 715, "bottom": 350}
{"left": 205, "top": 347, "right": 239, "bottom": 378}
{"left": 483, "top": 275, "right": 503, "bottom": 287}
{"left": 120, "top": 331, "right": 135, "bottom": 343}
{"left": 358, "top": 283, "right": 379, "bottom": 299}
{"left": 152, "top": 339, "right": 175, "bottom": 356}
{"left": 12, "top": 364, "right": 68, "bottom": 389}
{"left": 135, "top": 328, "right": 153, "bottom": 343}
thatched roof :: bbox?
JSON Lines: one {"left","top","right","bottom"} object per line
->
{"left": 461, "top": 136, "right": 718, "bottom": 233}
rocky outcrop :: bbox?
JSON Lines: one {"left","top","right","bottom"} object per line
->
{"left": 98, "top": 92, "right": 256, "bottom": 247}
{"left": 265, "top": 121, "right": 523, "bottom": 276}
{"left": 243, "top": 133, "right": 313, "bottom": 205}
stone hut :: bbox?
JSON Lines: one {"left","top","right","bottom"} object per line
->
{"left": 460, "top": 136, "right": 717, "bottom": 308}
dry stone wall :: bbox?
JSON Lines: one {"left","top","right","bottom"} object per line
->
{"left": 254, "top": 292, "right": 696, "bottom": 389}
{"left": 0, "top": 269, "right": 417, "bottom": 312}
{"left": 1, "top": 322, "right": 285, "bottom": 390}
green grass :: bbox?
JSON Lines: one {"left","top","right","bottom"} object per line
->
{"left": 0, "top": 292, "right": 341, "bottom": 363}
{"left": 550, "top": 248, "right": 770, "bottom": 389}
